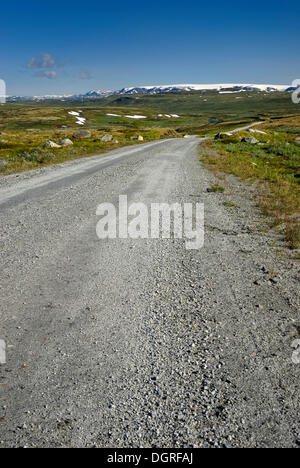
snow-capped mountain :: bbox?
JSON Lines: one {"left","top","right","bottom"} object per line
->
{"left": 5, "top": 83, "right": 293, "bottom": 102}
{"left": 7, "top": 94, "right": 77, "bottom": 102}
{"left": 84, "top": 89, "right": 113, "bottom": 98}
{"left": 117, "top": 83, "right": 290, "bottom": 94}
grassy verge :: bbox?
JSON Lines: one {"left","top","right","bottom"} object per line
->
{"left": 200, "top": 116, "right": 300, "bottom": 249}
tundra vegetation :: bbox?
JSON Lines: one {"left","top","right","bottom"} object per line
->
{"left": 0, "top": 105, "right": 183, "bottom": 174}
{"left": 200, "top": 115, "right": 300, "bottom": 249}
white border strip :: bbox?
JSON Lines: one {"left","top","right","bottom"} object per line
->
{"left": 0, "top": 339, "right": 6, "bottom": 364}
{"left": 0, "top": 79, "right": 6, "bottom": 104}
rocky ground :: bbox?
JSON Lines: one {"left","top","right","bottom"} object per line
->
{"left": 0, "top": 138, "right": 299, "bottom": 447}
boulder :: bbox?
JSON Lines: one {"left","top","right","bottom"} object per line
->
{"left": 242, "top": 137, "right": 259, "bottom": 144}
{"left": 56, "top": 138, "right": 73, "bottom": 147}
{"left": 294, "top": 137, "right": 300, "bottom": 145}
{"left": 131, "top": 136, "right": 144, "bottom": 141}
{"left": 44, "top": 140, "right": 61, "bottom": 148}
{"left": 0, "top": 158, "right": 8, "bottom": 168}
{"left": 101, "top": 134, "right": 113, "bottom": 142}
{"left": 215, "top": 132, "right": 234, "bottom": 141}
{"left": 73, "top": 130, "right": 92, "bottom": 139}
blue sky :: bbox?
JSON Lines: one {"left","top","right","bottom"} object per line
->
{"left": 1, "top": 0, "right": 299, "bottom": 95}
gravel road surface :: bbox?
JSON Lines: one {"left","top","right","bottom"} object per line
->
{"left": 0, "top": 138, "right": 299, "bottom": 448}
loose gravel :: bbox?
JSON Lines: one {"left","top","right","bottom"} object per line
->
{"left": 0, "top": 138, "right": 299, "bottom": 448}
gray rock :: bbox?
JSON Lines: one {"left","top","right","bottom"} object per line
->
{"left": 101, "top": 134, "right": 113, "bottom": 142}
{"left": 242, "top": 137, "right": 259, "bottom": 144}
{"left": 0, "top": 158, "right": 8, "bottom": 168}
{"left": 131, "top": 135, "right": 144, "bottom": 141}
{"left": 214, "top": 132, "right": 233, "bottom": 140}
{"left": 294, "top": 137, "right": 300, "bottom": 145}
{"left": 56, "top": 138, "right": 73, "bottom": 147}
{"left": 44, "top": 140, "right": 61, "bottom": 148}
{"left": 73, "top": 130, "right": 92, "bottom": 139}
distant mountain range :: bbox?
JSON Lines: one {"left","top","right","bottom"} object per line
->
{"left": 6, "top": 83, "right": 295, "bottom": 102}
{"left": 118, "top": 83, "right": 292, "bottom": 94}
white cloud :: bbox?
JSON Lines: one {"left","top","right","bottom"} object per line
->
{"left": 80, "top": 70, "right": 93, "bottom": 80}
{"left": 34, "top": 71, "right": 57, "bottom": 80}
{"left": 27, "top": 53, "right": 57, "bottom": 70}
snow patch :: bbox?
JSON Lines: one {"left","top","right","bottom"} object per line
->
{"left": 125, "top": 115, "right": 147, "bottom": 119}
{"left": 76, "top": 117, "right": 86, "bottom": 125}
{"left": 219, "top": 90, "right": 243, "bottom": 94}
{"left": 158, "top": 114, "right": 180, "bottom": 118}
{"left": 106, "top": 113, "right": 147, "bottom": 119}
{"left": 68, "top": 110, "right": 87, "bottom": 125}
{"left": 247, "top": 128, "right": 267, "bottom": 135}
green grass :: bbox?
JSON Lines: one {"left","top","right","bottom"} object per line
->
{"left": 0, "top": 103, "right": 192, "bottom": 174}
{"left": 200, "top": 117, "right": 300, "bottom": 248}
{"left": 0, "top": 122, "right": 179, "bottom": 174}
{"left": 209, "top": 184, "right": 225, "bottom": 193}
{"left": 212, "top": 140, "right": 300, "bottom": 184}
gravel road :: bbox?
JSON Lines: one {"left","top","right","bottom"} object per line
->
{"left": 0, "top": 137, "right": 299, "bottom": 448}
